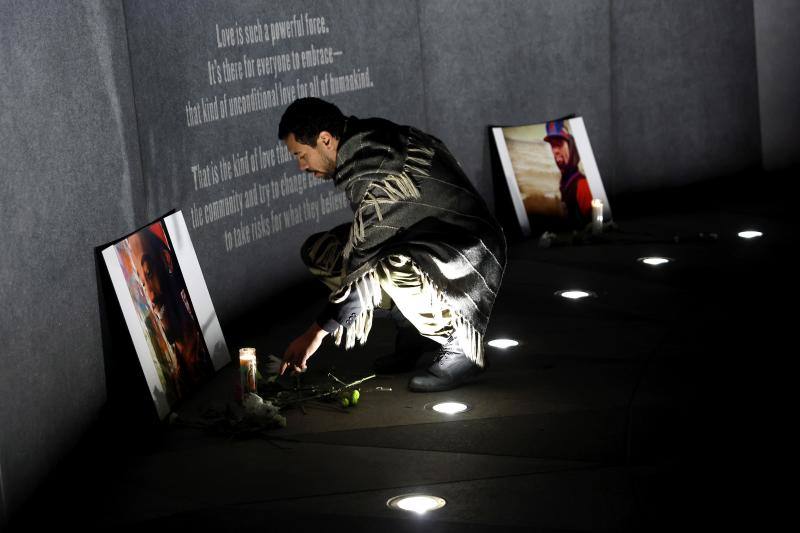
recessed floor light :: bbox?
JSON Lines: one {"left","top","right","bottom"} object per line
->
{"left": 555, "top": 290, "right": 594, "bottom": 299}
{"left": 738, "top": 230, "right": 763, "bottom": 239}
{"left": 638, "top": 257, "right": 671, "bottom": 266}
{"left": 387, "top": 494, "right": 446, "bottom": 514}
{"left": 487, "top": 338, "right": 519, "bottom": 349}
{"left": 432, "top": 402, "right": 470, "bottom": 414}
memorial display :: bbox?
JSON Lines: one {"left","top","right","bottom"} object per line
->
{"left": 101, "top": 212, "right": 230, "bottom": 418}
{"left": 492, "top": 117, "right": 611, "bottom": 238}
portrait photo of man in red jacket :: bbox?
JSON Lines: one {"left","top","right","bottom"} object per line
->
{"left": 543, "top": 120, "right": 593, "bottom": 229}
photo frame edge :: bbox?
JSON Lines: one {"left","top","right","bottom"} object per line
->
{"left": 100, "top": 245, "right": 172, "bottom": 420}
{"left": 491, "top": 127, "right": 532, "bottom": 237}
{"left": 568, "top": 117, "right": 612, "bottom": 220}
{"left": 163, "top": 211, "right": 231, "bottom": 371}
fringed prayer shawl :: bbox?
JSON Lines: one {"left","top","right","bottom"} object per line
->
{"left": 328, "top": 117, "right": 507, "bottom": 368}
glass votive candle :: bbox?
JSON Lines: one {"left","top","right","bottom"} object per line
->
{"left": 239, "top": 347, "right": 258, "bottom": 396}
{"left": 591, "top": 199, "right": 604, "bottom": 235}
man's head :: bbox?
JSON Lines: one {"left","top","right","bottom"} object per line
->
{"left": 543, "top": 121, "right": 579, "bottom": 173}
{"left": 278, "top": 98, "right": 346, "bottom": 179}
{"left": 128, "top": 227, "right": 182, "bottom": 343}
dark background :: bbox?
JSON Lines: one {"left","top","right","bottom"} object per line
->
{"left": 1, "top": 0, "right": 797, "bottom": 524}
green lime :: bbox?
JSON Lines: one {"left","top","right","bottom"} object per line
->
{"left": 351, "top": 389, "right": 360, "bottom": 405}
{"left": 340, "top": 397, "right": 350, "bottom": 408}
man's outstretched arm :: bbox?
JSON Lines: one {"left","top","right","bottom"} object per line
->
{"left": 280, "top": 323, "right": 328, "bottom": 375}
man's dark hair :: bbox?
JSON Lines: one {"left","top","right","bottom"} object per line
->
{"left": 278, "top": 97, "right": 346, "bottom": 147}
{"left": 137, "top": 228, "right": 178, "bottom": 298}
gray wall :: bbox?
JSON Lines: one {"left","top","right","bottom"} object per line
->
{"left": 0, "top": 0, "right": 779, "bottom": 523}
{"left": 419, "top": 0, "right": 613, "bottom": 204}
{"left": 754, "top": 0, "right": 800, "bottom": 171}
{"left": 611, "top": 0, "right": 761, "bottom": 191}
{"left": 0, "top": 0, "right": 145, "bottom": 521}
{"left": 123, "top": 0, "right": 427, "bottom": 323}
{"left": 418, "top": 0, "right": 762, "bottom": 200}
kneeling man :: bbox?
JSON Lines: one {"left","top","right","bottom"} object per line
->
{"left": 279, "top": 98, "right": 506, "bottom": 392}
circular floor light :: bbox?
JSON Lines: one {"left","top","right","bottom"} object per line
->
{"left": 638, "top": 257, "right": 671, "bottom": 266}
{"left": 556, "top": 290, "right": 593, "bottom": 300}
{"left": 387, "top": 494, "right": 447, "bottom": 514}
{"left": 487, "top": 338, "right": 519, "bottom": 349}
{"left": 738, "top": 230, "right": 763, "bottom": 239}
{"left": 432, "top": 402, "right": 470, "bottom": 414}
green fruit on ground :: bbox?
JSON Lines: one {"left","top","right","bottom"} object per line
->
{"left": 351, "top": 389, "right": 360, "bottom": 405}
{"left": 340, "top": 397, "right": 350, "bottom": 408}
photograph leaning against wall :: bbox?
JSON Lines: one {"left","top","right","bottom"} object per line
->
{"left": 493, "top": 117, "right": 611, "bottom": 238}
{"left": 102, "top": 212, "right": 230, "bottom": 418}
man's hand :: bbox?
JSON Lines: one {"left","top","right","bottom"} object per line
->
{"left": 280, "top": 323, "right": 328, "bottom": 376}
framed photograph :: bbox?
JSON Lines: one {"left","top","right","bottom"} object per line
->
{"left": 101, "top": 211, "right": 230, "bottom": 418}
{"left": 492, "top": 117, "right": 611, "bottom": 237}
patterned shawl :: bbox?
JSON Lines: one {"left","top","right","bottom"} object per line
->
{"left": 324, "top": 116, "right": 506, "bottom": 367}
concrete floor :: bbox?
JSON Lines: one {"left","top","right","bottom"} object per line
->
{"left": 9, "top": 175, "right": 793, "bottom": 531}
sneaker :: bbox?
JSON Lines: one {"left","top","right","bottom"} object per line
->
{"left": 373, "top": 327, "right": 439, "bottom": 374}
{"left": 408, "top": 338, "right": 482, "bottom": 392}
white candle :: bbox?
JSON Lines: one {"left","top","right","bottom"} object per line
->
{"left": 239, "top": 347, "right": 257, "bottom": 395}
{"left": 591, "top": 199, "right": 604, "bottom": 234}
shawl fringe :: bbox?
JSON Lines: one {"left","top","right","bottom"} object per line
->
{"left": 412, "top": 259, "right": 485, "bottom": 368}
{"left": 331, "top": 269, "right": 382, "bottom": 349}
{"left": 342, "top": 133, "right": 434, "bottom": 260}
{"left": 330, "top": 257, "right": 485, "bottom": 368}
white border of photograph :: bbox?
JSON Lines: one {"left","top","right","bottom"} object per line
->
{"left": 163, "top": 212, "right": 230, "bottom": 370}
{"left": 102, "top": 244, "right": 171, "bottom": 419}
{"left": 492, "top": 127, "right": 532, "bottom": 237}
{"left": 569, "top": 117, "right": 611, "bottom": 221}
